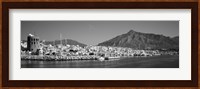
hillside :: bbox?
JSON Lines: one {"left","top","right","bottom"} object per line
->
{"left": 45, "top": 39, "right": 86, "bottom": 47}
{"left": 98, "top": 30, "right": 179, "bottom": 50}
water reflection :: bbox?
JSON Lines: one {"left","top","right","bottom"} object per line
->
{"left": 21, "top": 55, "right": 179, "bottom": 68}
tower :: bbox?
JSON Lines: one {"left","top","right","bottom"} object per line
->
{"left": 27, "top": 34, "right": 40, "bottom": 53}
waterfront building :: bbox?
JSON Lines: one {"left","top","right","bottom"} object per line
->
{"left": 27, "top": 34, "right": 40, "bottom": 53}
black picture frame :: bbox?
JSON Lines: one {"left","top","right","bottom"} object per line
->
{"left": 2, "top": 2, "right": 198, "bottom": 87}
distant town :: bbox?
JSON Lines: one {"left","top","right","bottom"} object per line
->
{"left": 21, "top": 33, "right": 179, "bottom": 61}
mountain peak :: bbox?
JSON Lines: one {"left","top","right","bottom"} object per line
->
{"left": 98, "top": 30, "right": 179, "bottom": 49}
{"left": 127, "top": 29, "right": 137, "bottom": 34}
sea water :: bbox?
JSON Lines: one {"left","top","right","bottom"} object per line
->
{"left": 21, "top": 55, "right": 179, "bottom": 68}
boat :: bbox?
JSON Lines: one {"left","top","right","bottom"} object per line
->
{"left": 106, "top": 56, "right": 120, "bottom": 60}
{"left": 97, "top": 53, "right": 120, "bottom": 61}
{"left": 98, "top": 57, "right": 105, "bottom": 61}
{"left": 107, "top": 56, "right": 120, "bottom": 59}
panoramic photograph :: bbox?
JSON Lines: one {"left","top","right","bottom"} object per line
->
{"left": 21, "top": 21, "right": 179, "bottom": 68}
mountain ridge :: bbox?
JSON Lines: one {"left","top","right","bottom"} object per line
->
{"left": 44, "top": 39, "right": 87, "bottom": 47}
{"left": 98, "top": 30, "right": 179, "bottom": 50}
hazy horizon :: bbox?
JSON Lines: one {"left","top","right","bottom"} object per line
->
{"left": 21, "top": 21, "right": 179, "bottom": 45}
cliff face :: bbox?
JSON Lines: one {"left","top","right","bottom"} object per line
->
{"left": 98, "top": 30, "right": 179, "bottom": 50}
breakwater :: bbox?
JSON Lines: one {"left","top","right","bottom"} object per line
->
{"left": 21, "top": 55, "right": 102, "bottom": 61}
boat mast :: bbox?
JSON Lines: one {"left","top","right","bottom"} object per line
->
{"left": 60, "top": 33, "right": 62, "bottom": 45}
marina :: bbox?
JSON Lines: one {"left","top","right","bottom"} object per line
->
{"left": 20, "top": 21, "right": 179, "bottom": 68}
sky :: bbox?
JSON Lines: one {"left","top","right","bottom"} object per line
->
{"left": 21, "top": 21, "right": 179, "bottom": 45}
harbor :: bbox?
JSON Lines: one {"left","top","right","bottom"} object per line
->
{"left": 21, "top": 34, "right": 179, "bottom": 63}
{"left": 21, "top": 21, "right": 179, "bottom": 68}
